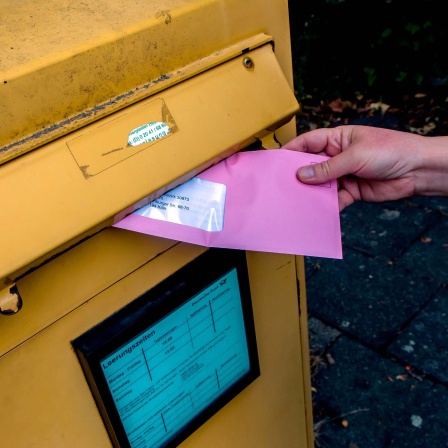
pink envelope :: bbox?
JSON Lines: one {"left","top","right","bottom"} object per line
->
{"left": 113, "top": 149, "right": 342, "bottom": 259}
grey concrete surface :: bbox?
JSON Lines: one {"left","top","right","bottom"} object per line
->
{"left": 305, "top": 196, "right": 448, "bottom": 448}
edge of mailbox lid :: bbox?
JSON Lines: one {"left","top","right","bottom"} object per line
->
{"left": 0, "top": 0, "right": 287, "bottom": 164}
{"left": 0, "top": 43, "right": 299, "bottom": 282}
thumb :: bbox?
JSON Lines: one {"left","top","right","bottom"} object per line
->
{"left": 297, "top": 153, "right": 351, "bottom": 184}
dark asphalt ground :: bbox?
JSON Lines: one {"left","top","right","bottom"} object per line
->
{"left": 305, "top": 194, "right": 448, "bottom": 448}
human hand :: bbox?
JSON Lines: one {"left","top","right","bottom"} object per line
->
{"left": 282, "top": 125, "right": 448, "bottom": 211}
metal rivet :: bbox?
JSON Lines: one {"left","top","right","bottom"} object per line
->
{"left": 243, "top": 57, "right": 254, "bottom": 69}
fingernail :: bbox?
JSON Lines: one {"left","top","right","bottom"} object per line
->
{"left": 297, "top": 165, "right": 315, "bottom": 180}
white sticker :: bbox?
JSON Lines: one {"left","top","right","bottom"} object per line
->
{"left": 135, "top": 178, "right": 226, "bottom": 231}
{"left": 128, "top": 121, "right": 170, "bottom": 146}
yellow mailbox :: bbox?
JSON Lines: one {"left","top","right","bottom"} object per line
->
{"left": 0, "top": 0, "right": 314, "bottom": 446}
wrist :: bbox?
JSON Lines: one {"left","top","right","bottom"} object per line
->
{"left": 414, "top": 136, "right": 448, "bottom": 196}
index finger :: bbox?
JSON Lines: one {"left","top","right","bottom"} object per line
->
{"left": 283, "top": 127, "right": 348, "bottom": 155}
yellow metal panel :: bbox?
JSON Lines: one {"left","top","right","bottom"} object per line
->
{"left": 0, "top": 229, "right": 177, "bottom": 357}
{"left": 0, "top": 0, "right": 292, "bottom": 163}
{"left": 0, "top": 2, "right": 314, "bottom": 447}
{"left": 0, "top": 244, "right": 310, "bottom": 447}
{"left": 181, "top": 252, "right": 310, "bottom": 447}
{"left": 0, "top": 243, "right": 208, "bottom": 448}
{"left": 296, "top": 255, "right": 315, "bottom": 447}
{"left": 0, "top": 44, "right": 299, "bottom": 282}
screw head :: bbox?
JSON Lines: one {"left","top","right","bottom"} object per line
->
{"left": 243, "top": 57, "right": 254, "bottom": 69}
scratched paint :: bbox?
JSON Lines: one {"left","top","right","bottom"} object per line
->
{"left": 128, "top": 121, "right": 170, "bottom": 146}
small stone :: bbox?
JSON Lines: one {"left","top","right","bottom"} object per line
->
{"left": 402, "top": 344, "right": 415, "bottom": 353}
{"left": 379, "top": 209, "right": 401, "bottom": 220}
{"left": 411, "top": 415, "right": 423, "bottom": 428}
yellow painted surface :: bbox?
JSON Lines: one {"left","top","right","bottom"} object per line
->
{"left": 0, "top": 43, "right": 299, "bottom": 282}
{"left": 0, "top": 1, "right": 314, "bottom": 446}
{"left": 0, "top": 236, "right": 310, "bottom": 447}
{"left": 0, "top": 229, "right": 177, "bottom": 356}
{"left": 1, "top": 0, "right": 292, "bottom": 163}
{"left": 296, "top": 255, "right": 315, "bottom": 444}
